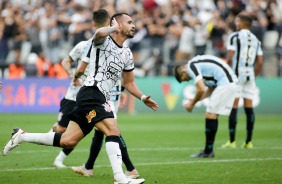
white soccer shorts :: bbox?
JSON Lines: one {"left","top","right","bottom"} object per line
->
{"left": 206, "top": 83, "right": 237, "bottom": 116}
{"left": 235, "top": 80, "right": 256, "bottom": 100}
{"left": 108, "top": 100, "right": 120, "bottom": 119}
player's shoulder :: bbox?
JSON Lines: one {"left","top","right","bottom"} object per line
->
{"left": 228, "top": 31, "right": 239, "bottom": 39}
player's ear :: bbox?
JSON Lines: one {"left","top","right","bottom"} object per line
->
{"left": 92, "top": 21, "right": 96, "bottom": 27}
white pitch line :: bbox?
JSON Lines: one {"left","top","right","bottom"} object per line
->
{"left": 1, "top": 158, "right": 282, "bottom": 172}
{"left": 9, "top": 146, "right": 282, "bottom": 154}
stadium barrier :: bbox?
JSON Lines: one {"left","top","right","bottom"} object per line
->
{"left": 0, "top": 77, "right": 281, "bottom": 114}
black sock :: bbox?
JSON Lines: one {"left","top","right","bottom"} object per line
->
{"left": 119, "top": 135, "right": 135, "bottom": 172}
{"left": 85, "top": 130, "right": 104, "bottom": 170}
{"left": 245, "top": 107, "right": 255, "bottom": 143}
{"left": 53, "top": 133, "right": 62, "bottom": 147}
{"left": 229, "top": 108, "right": 238, "bottom": 142}
{"left": 62, "top": 148, "right": 73, "bottom": 155}
{"left": 204, "top": 119, "right": 218, "bottom": 154}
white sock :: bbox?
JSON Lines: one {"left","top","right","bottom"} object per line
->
{"left": 55, "top": 150, "right": 67, "bottom": 162}
{"left": 106, "top": 141, "right": 125, "bottom": 181}
{"left": 20, "top": 132, "right": 55, "bottom": 146}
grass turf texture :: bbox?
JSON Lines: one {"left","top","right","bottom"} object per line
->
{"left": 0, "top": 113, "right": 281, "bottom": 184}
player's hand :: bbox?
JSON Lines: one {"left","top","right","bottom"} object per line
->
{"left": 183, "top": 99, "right": 194, "bottom": 112}
{"left": 141, "top": 95, "right": 159, "bottom": 111}
{"left": 72, "top": 77, "right": 82, "bottom": 86}
{"left": 111, "top": 18, "right": 119, "bottom": 33}
{"left": 119, "top": 92, "right": 126, "bottom": 109}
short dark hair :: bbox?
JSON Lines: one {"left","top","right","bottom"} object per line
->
{"left": 238, "top": 14, "right": 253, "bottom": 28}
{"left": 110, "top": 12, "right": 129, "bottom": 25}
{"left": 174, "top": 65, "right": 184, "bottom": 83}
{"left": 93, "top": 9, "right": 109, "bottom": 26}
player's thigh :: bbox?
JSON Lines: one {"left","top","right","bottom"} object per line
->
{"left": 95, "top": 118, "right": 120, "bottom": 137}
{"left": 60, "top": 121, "right": 84, "bottom": 148}
{"left": 207, "top": 83, "right": 237, "bottom": 116}
{"left": 241, "top": 81, "right": 256, "bottom": 100}
{"left": 233, "top": 98, "right": 240, "bottom": 109}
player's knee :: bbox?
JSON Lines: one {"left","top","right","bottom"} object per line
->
{"left": 53, "top": 124, "right": 67, "bottom": 133}
{"left": 60, "top": 137, "right": 77, "bottom": 149}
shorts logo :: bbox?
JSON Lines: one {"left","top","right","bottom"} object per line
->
{"left": 58, "top": 112, "right": 63, "bottom": 122}
{"left": 103, "top": 103, "right": 112, "bottom": 112}
{"left": 87, "top": 110, "right": 96, "bottom": 123}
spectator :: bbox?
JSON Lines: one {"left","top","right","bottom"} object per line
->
{"left": 8, "top": 58, "right": 25, "bottom": 79}
{"left": 35, "top": 52, "right": 54, "bottom": 77}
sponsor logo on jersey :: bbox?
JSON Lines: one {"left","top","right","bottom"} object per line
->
{"left": 102, "top": 103, "right": 112, "bottom": 112}
{"left": 87, "top": 110, "right": 96, "bottom": 123}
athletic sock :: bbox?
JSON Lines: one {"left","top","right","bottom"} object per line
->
{"left": 204, "top": 119, "right": 218, "bottom": 154}
{"left": 245, "top": 107, "right": 255, "bottom": 143}
{"left": 229, "top": 108, "right": 238, "bottom": 142}
{"left": 20, "top": 132, "right": 56, "bottom": 146}
{"left": 85, "top": 130, "right": 104, "bottom": 170}
{"left": 106, "top": 135, "right": 125, "bottom": 182}
{"left": 119, "top": 135, "right": 135, "bottom": 172}
{"left": 54, "top": 150, "right": 66, "bottom": 162}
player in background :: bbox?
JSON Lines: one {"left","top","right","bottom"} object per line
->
{"left": 174, "top": 55, "right": 238, "bottom": 158}
{"left": 0, "top": 81, "right": 2, "bottom": 92}
{"left": 221, "top": 14, "right": 263, "bottom": 149}
{"left": 3, "top": 10, "right": 158, "bottom": 184}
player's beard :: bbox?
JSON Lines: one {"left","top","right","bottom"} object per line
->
{"left": 123, "top": 29, "right": 134, "bottom": 38}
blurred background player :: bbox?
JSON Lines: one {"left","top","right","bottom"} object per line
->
{"left": 222, "top": 14, "right": 263, "bottom": 149}
{"left": 174, "top": 55, "right": 238, "bottom": 158}
{"left": 0, "top": 81, "right": 2, "bottom": 92}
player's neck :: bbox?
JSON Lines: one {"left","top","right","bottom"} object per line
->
{"left": 110, "top": 33, "right": 127, "bottom": 47}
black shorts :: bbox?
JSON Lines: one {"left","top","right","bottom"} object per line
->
{"left": 57, "top": 98, "right": 76, "bottom": 127}
{"left": 67, "top": 86, "right": 114, "bottom": 136}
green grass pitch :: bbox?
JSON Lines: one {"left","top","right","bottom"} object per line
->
{"left": 0, "top": 113, "right": 282, "bottom": 184}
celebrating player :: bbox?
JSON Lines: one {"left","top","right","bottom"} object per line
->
{"left": 174, "top": 55, "right": 238, "bottom": 158}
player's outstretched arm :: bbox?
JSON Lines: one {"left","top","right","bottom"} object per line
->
{"left": 121, "top": 71, "right": 159, "bottom": 111}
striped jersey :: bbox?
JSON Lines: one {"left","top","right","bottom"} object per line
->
{"left": 82, "top": 36, "right": 134, "bottom": 100}
{"left": 227, "top": 29, "right": 263, "bottom": 81}
{"left": 64, "top": 40, "right": 90, "bottom": 101}
{"left": 187, "top": 55, "right": 238, "bottom": 87}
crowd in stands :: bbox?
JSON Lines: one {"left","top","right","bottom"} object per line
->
{"left": 0, "top": 0, "right": 282, "bottom": 79}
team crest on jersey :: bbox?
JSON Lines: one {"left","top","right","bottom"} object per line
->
{"left": 87, "top": 110, "right": 96, "bottom": 123}
{"left": 102, "top": 103, "right": 112, "bottom": 112}
{"left": 58, "top": 112, "right": 63, "bottom": 122}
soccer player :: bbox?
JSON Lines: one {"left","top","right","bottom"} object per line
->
{"left": 3, "top": 10, "right": 158, "bottom": 184}
{"left": 221, "top": 14, "right": 263, "bottom": 149}
{"left": 52, "top": 13, "right": 138, "bottom": 178}
{"left": 174, "top": 55, "right": 238, "bottom": 158}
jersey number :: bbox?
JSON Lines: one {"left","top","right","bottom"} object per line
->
{"left": 240, "top": 47, "right": 256, "bottom": 65}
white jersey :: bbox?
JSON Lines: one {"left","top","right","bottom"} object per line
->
{"left": 83, "top": 36, "right": 134, "bottom": 100}
{"left": 64, "top": 41, "right": 90, "bottom": 101}
{"left": 227, "top": 29, "right": 263, "bottom": 82}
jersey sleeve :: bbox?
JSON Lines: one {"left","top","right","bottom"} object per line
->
{"left": 123, "top": 48, "right": 134, "bottom": 72}
{"left": 187, "top": 62, "right": 202, "bottom": 84}
{"left": 256, "top": 41, "right": 263, "bottom": 56}
{"left": 81, "top": 38, "right": 93, "bottom": 64}
{"left": 227, "top": 32, "right": 237, "bottom": 51}
{"left": 69, "top": 41, "right": 85, "bottom": 61}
